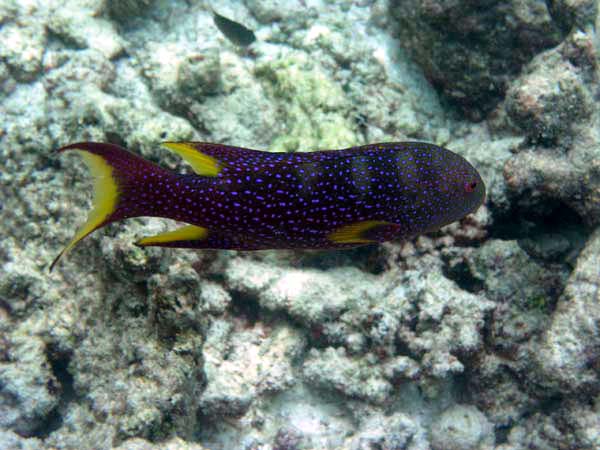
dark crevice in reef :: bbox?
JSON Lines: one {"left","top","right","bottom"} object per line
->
{"left": 452, "top": 370, "right": 475, "bottom": 404}
{"left": 305, "top": 323, "right": 330, "bottom": 350}
{"left": 441, "top": 258, "right": 484, "bottom": 294}
{"left": 489, "top": 199, "right": 588, "bottom": 263}
{"left": 28, "top": 344, "right": 76, "bottom": 439}
{"left": 524, "top": 394, "right": 565, "bottom": 420}
{"left": 229, "top": 290, "right": 263, "bottom": 326}
{"left": 105, "top": 131, "right": 128, "bottom": 148}
{"left": 228, "top": 289, "right": 306, "bottom": 337}
{"left": 45, "top": 28, "right": 86, "bottom": 52}
{"left": 291, "top": 245, "right": 388, "bottom": 274}
{"left": 489, "top": 198, "right": 587, "bottom": 241}
{"left": 494, "top": 424, "right": 511, "bottom": 444}
{"left": 0, "top": 296, "right": 13, "bottom": 316}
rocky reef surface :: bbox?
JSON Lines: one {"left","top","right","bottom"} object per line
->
{"left": 1, "top": 0, "right": 599, "bottom": 449}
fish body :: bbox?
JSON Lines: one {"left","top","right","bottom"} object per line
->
{"left": 50, "top": 141, "right": 485, "bottom": 270}
{"left": 213, "top": 12, "right": 256, "bottom": 47}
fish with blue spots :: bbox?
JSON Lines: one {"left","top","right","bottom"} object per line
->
{"left": 49, "top": 141, "right": 485, "bottom": 271}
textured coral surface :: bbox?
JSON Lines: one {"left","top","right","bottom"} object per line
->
{"left": 1, "top": 0, "right": 599, "bottom": 449}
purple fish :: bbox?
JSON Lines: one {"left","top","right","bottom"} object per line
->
{"left": 50, "top": 141, "right": 485, "bottom": 271}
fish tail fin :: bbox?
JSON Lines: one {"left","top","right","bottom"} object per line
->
{"left": 50, "top": 142, "right": 174, "bottom": 272}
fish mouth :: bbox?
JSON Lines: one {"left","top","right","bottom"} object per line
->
{"left": 477, "top": 177, "right": 487, "bottom": 209}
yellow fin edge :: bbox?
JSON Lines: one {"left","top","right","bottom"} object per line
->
{"left": 161, "top": 142, "right": 221, "bottom": 176}
{"left": 50, "top": 151, "right": 119, "bottom": 271}
{"left": 136, "top": 225, "right": 209, "bottom": 247}
{"left": 328, "top": 220, "right": 391, "bottom": 244}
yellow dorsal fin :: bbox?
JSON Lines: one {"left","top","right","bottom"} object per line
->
{"left": 328, "top": 220, "right": 393, "bottom": 244}
{"left": 161, "top": 142, "right": 221, "bottom": 176}
{"left": 135, "top": 224, "right": 209, "bottom": 247}
{"left": 50, "top": 151, "right": 119, "bottom": 271}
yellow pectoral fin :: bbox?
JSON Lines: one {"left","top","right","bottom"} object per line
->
{"left": 136, "top": 225, "right": 209, "bottom": 247}
{"left": 328, "top": 220, "right": 394, "bottom": 244}
{"left": 161, "top": 142, "right": 221, "bottom": 176}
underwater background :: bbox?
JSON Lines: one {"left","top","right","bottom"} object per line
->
{"left": 1, "top": 1, "right": 599, "bottom": 449}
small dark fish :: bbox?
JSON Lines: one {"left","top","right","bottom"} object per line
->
{"left": 213, "top": 12, "right": 256, "bottom": 47}
{"left": 49, "top": 141, "right": 485, "bottom": 271}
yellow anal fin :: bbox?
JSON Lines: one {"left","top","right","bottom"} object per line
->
{"left": 135, "top": 225, "right": 209, "bottom": 247}
{"left": 328, "top": 220, "right": 395, "bottom": 244}
{"left": 50, "top": 151, "right": 119, "bottom": 272}
{"left": 161, "top": 142, "right": 221, "bottom": 176}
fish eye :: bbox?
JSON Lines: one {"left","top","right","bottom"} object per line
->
{"left": 464, "top": 180, "right": 478, "bottom": 193}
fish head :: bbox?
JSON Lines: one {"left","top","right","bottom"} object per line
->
{"left": 414, "top": 147, "right": 486, "bottom": 233}
{"left": 439, "top": 149, "right": 486, "bottom": 223}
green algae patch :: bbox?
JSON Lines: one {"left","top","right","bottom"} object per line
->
{"left": 255, "top": 56, "right": 358, "bottom": 152}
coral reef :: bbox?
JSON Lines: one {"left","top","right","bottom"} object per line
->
{"left": 430, "top": 404, "right": 494, "bottom": 450}
{"left": 389, "top": 0, "right": 566, "bottom": 116}
{"left": 1, "top": 0, "right": 599, "bottom": 449}
{"left": 503, "top": 30, "right": 600, "bottom": 227}
{"left": 534, "top": 229, "right": 600, "bottom": 394}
